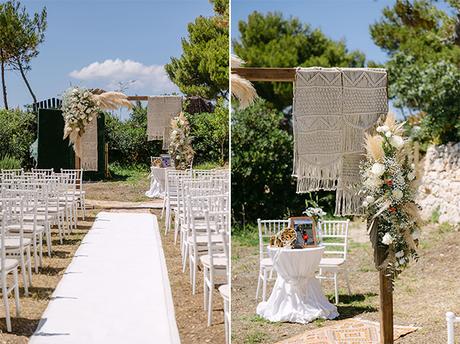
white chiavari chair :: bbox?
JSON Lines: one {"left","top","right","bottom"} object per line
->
{"left": 3, "top": 190, "right": 33, "bottom": 296}
{"left": 317, "top": 219, "right": 351, "bottom": 305}
{"left": 218, "top": 225, "right": 230, "bottom": 344}
{"left": 201, "top": 210, "right": 229, "bottom": 326}
{"left": 0, "top": 197, "right": 21, "bottom": 332}
{"left": 164, "top": 170, "right": 191, "bottom": 235}
{"left": 61, "top": 169, "right": 85, "bottom": 220}
{"left": 256, "top": 219, "right": 290, "bottom": 302}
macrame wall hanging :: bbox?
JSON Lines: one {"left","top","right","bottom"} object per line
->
{"left": 293, "top": 67, "right": 388, "bottom": 216}
{"left": 147, "top": 95, "right": 183, "bottom": 150}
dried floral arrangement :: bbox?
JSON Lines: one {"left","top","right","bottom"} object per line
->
{"left": 360, "top": 112, "right": 422, "bottom": 281}
{"left": 62, "top": 87, "right": 132, "bottom": 156}
{"left": 231, "top": 55, "right": 257, "bottom": 109}
{"left": 270, "top": 227, "right": 296, "bottom": 248}
{"left": 169, "top": 112, "right": 194, "bottom": 170}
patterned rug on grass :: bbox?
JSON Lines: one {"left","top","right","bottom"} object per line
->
{"left": 275, "top": 318, "right": 419, "bottom": 344}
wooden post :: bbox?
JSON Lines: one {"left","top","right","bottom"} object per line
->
{"left": 379, "top": 270, "right": 394, "bottom": 343}
{"left": 104, "top": 143, "right": 109, "bottom": 178}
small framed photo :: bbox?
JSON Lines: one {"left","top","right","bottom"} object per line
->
{"left": 289, "top": 216, "right": 317, "bottom": 248}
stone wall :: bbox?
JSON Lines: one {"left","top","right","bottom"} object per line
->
{"left": 417, "top": 143, "right": 460, "bottom": 224}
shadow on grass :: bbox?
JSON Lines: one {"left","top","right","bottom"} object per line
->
{"left": 27, "top": 286, "right": 55, "bottom": 300}
{"left": 0, "top": 317, "right": 40, "bottom": 337}
{"left": 335, "top": 292, "right": 378, "bottom": 319}
{"left": 50, "top": 250, "right": 70, "bottom": 259}
{"left": 38, "top": 266, "right": 65, "bottom": 276}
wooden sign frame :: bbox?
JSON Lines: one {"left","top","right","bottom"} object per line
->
{"left": 289, "top": 216, "right": 317, "bottom": 248}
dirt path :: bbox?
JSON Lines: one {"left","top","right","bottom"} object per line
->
{"left": 232, "top": 223, "right": 460, "bottom": 344}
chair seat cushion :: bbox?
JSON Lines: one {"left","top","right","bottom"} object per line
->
{"left": 219, "top": 284, "right": 229, "bottom": 300}
{"left": 200, "top": 254, "right": 227, "bottom": 268}
{"left": 23, "top": 214, "right": 54, "bottom": 221}
{"left": 0, "top": 258, "right": 19, "bottom": 271}
{"left": 188, "top": 234, "right": 223, "bottom": 245}
{"left": 4, "top": 237, "right": 32, "bottom": 248}
{"left": 260, "top": 257, "right": 273, "bottom": 267}
{"left": 7, "top": 223, "right": 45, "bottom": 233}
{"left": 319, "top": 257, "right": 345, "bottom": 267}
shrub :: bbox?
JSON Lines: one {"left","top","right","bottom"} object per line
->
{"left": 0, "top": 155, "right": 22, "bottom": 170}
{"left": 188, "top": 98, "right": 229, "bottom": 165}
{"left": 232, "top": 99, "right": 304, "bottom": 226}
{"left": 0, "top": 109, "right": 36, "bottom": 167}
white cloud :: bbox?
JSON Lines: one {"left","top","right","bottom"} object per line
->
{"left": 69, "top": 59, "right": 179, "bottom": 95}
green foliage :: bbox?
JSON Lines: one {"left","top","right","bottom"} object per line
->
{"left": 108, "top": 162, "right": 147, "bottom": 182}
{"left": 0, "top": 155, "right": 21, "bottom": 170}
{"left": 165, "top": 0, "right": 228, "bottom": 100}
{"left": 233, "top": 11, "right": 365, "bottom": 110}
{"left": 0, "top": 109, "right": 35, "bottom": 166}
{"left": 430, "top": 205, "right": 441, "bottom": 223}
{"left": 105, "top": 104, "right": 162, "bottom": 166}
{"left": 371, "top": 0, "right": 460, "bottom": 143}
{"left": 231, "top": 99, "right": 304, "bottom": 225}
{"left": 0, "top": 0, "right": 47, "bottom": 104}
{"left": 189, "top": 98, "right": 229, "bottom": 165}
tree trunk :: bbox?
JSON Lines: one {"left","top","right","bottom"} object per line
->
{"left": 17, "top": 59, "right": 37, "bottom": 104}
{"left": 0, "top": 50, "right": 8, "bottom": 110}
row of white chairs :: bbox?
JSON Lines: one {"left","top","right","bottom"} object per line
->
{"left": 0, "top": 168, "right": 86, "bottom": 332}
{"left": 163, "top": 169, "right": 230, "bottom": 343}
{"left": 256, "top": 219, "right": 351, "bottom": 305}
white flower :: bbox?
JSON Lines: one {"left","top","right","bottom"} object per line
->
{"left": 377, "top": 125, "right": 389, "bottom": 133}
{"left": 399, "top": 258, "right": 406, "bottom": 265}
{"left": 395, "top": 250, "right": 405, "bottom": 258}
{"left": 371, "top": 163, "right": 385, "bottom": 176}
{"left": 392, "top": 189, "right": 403, "bottom": 200}
{"left": 362, "top": 201, "right": 369, "bottom": 207}
{"left": 382, "top": 233, "right": 393, "bottom": 245}
{"left": 412, "top": 230, "right": 420, "bottom": 240}
{"left": 390, "top": 135, "right": 404, "bottom": 149}
{"left": 410, "top": 163, "right": 415, "bottom": 169}
{"left": 385, "top": 131, "right": 392, "bottom": 138}
{"left": 365, "top": 195, "right": 375, "bottom": 204}
{"left": 407, "top": 172, "right": 415, "bottom": 181}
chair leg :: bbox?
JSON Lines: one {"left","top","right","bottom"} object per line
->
{"left": 3, "top": 283, "right": 11, "bottom": 332}
{"left": 27, "top": 246, "right": 33, "bottom": 286}
{"left": 334, "top": 272, "right": 339, "bottom": 305}
{"left": 82, "top": 196, "right": 86, "bottom": 220}
{"left": 203, "top": 268, "right": 208, "bottom": 311}
{"left": 33, "top": 234, "right": 39, "bottom": 273}
{"left": 344, "top": 267, "right": 352, "bottom": 295}
{"left": 20, "top": 253, "right": 28, "bottom": 297}
{"left": 262, "top": 268, "right": 268, "bottom": 302}
{"left": 182, "top": 243, "right": 188, "bottom": 273}
{"left": 192, "top": 254, "right": 197, "bottom": 295}
{"left": 13, "top": 268, "right": 20, "bottom": 316}
{"left": 207, "top": 281, "right": 213, "bottom": 327}
{"left": 255, "top": 268, "right": 261, "bottom": 301}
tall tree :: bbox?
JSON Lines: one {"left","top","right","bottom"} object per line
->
{"left": 0, "top": 1, "right": 47, "bottom": 106}
{"left": 233, "top": 12, "right": 366, "bottom": 110}
{"left": 165, "top": 0, "right": 228, "bottom": 100}
{"left": 371, "top": 0, "right": 460, "bottom": 143}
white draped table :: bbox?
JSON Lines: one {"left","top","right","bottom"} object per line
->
{"left": 145, "top": 166, "right": 173, "bottom": 198}
{"left": 256, "top": 246, "right": 338, "bottom": 324}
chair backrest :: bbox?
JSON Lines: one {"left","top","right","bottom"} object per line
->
{"left": 320, "top": 220, "right": 350, "bottom": 260}
{"left": 257, "top": 219, "right": 290, "bottom": 259}
{"left": 447, "top": 312, "right": 460, "bottom": 344}
{"left": 205, "top": 210, "right": 228, "bottom": 276}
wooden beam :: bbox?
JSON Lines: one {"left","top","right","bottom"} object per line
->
{"left": 127, "top": 96, "right": 148, "bottom": 101}
{"left": 231, "top": 67, "right": 296, "bottom": 82}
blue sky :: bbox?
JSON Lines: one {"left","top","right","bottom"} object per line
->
{"left": 232, "top": 0, "right": 455, "bottom": 63}
{"left": 8, "top": 0, "right": 214, "bottom": 109}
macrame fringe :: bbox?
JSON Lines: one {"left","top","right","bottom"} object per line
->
{"left": 294, "top": 157, "right": 341, "bottom": 192}
{"left": 334, "top": 188, "right": 364, "bottom": 216}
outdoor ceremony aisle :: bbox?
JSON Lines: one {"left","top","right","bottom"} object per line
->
{"left": 29, "top": 211, "right": 180, "bottom": 344}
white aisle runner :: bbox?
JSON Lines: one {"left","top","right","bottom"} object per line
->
{"left": 30, "top": 212, "right": 181, "bottom": 344}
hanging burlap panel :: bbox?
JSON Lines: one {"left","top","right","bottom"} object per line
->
{"left": 80, "top": 119, "right": 98, "bottom": 171}
{"left": 293, "top": 67, "right": 387, "bottom": 216}
{"left": 147, "top": 96, "right": 182, "bottom": 150}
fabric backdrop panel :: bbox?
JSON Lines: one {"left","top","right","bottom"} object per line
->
{"left": 80, "top": 118, "right": 98, "bottom": 171}
{"left": 293, "top": 67, "right": 387, "bottom": 215}
{"left": 147, "top": 96, "right": 182, "bottom": 150}
{"left": 293, "top": 67, "right": 343, "bottom": 192}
